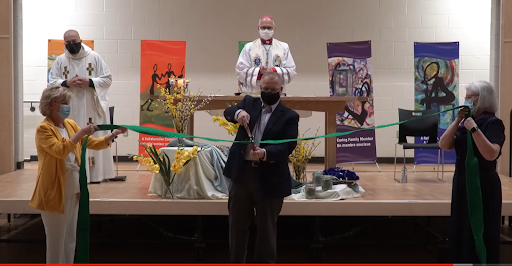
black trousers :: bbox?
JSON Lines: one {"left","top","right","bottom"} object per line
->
{"left": 228, "top": 161, "right": 284, "bottom": 263}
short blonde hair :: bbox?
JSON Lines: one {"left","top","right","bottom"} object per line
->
{"left": 466, "top": 80, "right": 498, "bottom": 115}
{"left": 39, "top": 85, "right": 71, "bottom": 116}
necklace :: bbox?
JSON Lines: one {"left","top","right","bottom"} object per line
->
{"left": 263, "top": 44, "right": 272, "bottom": 66}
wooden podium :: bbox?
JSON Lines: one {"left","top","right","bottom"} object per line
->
{"left": 189, "top": 96, "right": 368, "bottom": 169}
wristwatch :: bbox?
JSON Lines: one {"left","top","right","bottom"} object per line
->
{"left": 470, "top": 126, "right": 479, "bottom": 133}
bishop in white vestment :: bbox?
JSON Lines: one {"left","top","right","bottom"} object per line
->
{"left": 48, "top": 30, "right": 114, "bottom": 183}
{"left": 235, "top": 16, "right": 312, "bottom": 118}
{"left": 236, "top": 16, "right": 296, "bottom": 94}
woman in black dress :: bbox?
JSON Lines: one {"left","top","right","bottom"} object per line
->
{"left": 439, "top": 80, "right": 505, "bottom": 264}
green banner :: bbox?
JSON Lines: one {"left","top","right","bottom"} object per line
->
{"left": 239, "top": 41, "right": 250, "bottom": 55}
{"left": 238, "top": 41, "right": 251, "bottom": 93}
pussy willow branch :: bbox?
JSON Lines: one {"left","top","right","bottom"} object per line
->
{"left": 291, "top": 127, "right": 321, "bottom": 158}
{"left": 196, "top": 90, "right": 219, "bottom": 110}
{"left": 166, "top": 87, "right": 217, "bottom": 133}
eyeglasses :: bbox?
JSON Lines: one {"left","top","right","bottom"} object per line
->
{"left": 259, "top": 26, "right": 274, "bottom": 30}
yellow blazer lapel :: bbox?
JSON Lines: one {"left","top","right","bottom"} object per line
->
{"left": 44, "top": 117, "right": 63, "bottom": 139}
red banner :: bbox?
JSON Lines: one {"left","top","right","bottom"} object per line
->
{"left": 139, "top": 40, "right": 186, "bottom": 156}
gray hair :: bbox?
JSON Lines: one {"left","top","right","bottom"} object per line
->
{"left": 466, "top": 80, "right": 498, "bottom": 115}
{"left": 261, "top": 71, "right": 283, "bottom": 87}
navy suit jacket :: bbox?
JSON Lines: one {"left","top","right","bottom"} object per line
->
{"left": 223, "top": 95, "right": 299, "bottom": 198}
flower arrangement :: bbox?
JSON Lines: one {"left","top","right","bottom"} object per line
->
{"left": 212, "top": 116, "right": 239, "bottom": 136}
{"left": 289, "top": 128, "right": 320, "bottom": 183}
{"left": 159, "top": 78, "right": 216, "bottom": 134}
{"left": 171, "top": 146, "right": 200, "bottom": 174}
{"left": 209, "top": 103, "right": 239, "bottom": 136}
{"left": 130, "top": 141, "right": 202, "bottom": 198}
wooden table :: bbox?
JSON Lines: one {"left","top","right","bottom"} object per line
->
{"left": 154, "top": 95, "right": 367, "bottom": 169}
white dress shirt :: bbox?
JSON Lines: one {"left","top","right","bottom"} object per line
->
{"left": 235, "top": 101, "right": 279, "bottom": 161}
{"left": 55, "top": 127, "right": 80, "bottom": 194}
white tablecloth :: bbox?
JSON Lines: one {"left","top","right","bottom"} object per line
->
{"left": 288, "top": 184, "right": 365, "bottom": 201}
{"left": 149, "top": 148, "right": 364, "bottom": 201}
{"left": 148, "top": 147, "right": 228, "bottom": 199}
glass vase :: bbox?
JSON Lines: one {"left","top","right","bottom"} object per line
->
{"left": 177, "top": 137, "right": 185, "bottom": 147}
{"left": 160, "top": 173, "right": 175, "bottom": 199}
{"left": 312, "top": 171, "right": 323, "bottom": 186}
{"left": 174, "top": 125, "right": 186, "bottom": 147}
{"left": 321, "top": 175, "right": 333, "bottom": 191}
{"left": 305, "top": 183, "right": 316, "bottom": 199}
{"left": 161, "top": 186, "right": 174, "bottom": 199}
{"left": 293, "top": 163, "right": 306, "bottom": 183}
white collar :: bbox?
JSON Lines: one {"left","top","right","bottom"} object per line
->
{"left": 65, "top": 43, "right": 92, "bottom": 59}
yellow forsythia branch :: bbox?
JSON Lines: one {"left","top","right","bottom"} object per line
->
{"left": 289, "top": 128, "right": 320, "bottom": 182}
{"left": 211, "top": 102, "right": 239, "bottom": 136}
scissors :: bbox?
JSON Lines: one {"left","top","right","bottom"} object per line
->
{"left": 244, "top": 124, "right": 259, "bottom": 167}
{"left": 244, "top": 124, "right": 257, "bottom": 151}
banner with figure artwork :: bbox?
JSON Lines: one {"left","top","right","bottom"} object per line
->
{"left": 327, "top": 41, "right": 376, "bottom": 164}
{"left": 48, "top": 39, "right": 94, "bottom": 83}
{"left": 414, "top": 42, "right": 459, "bottom": 165}
{"left": 238, "top": 41, "right": 251, "bottom": 93}
{"left": 139, "top": 40, "right": 186, "bottom": 156}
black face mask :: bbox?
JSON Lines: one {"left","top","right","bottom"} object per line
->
{"left": 261, "top": 91, "right": 280, "bottom": 106}
{"left": 66, "top": 42, "right": 82, "bottom": 54}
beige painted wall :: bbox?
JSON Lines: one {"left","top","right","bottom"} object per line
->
{"left": 0, "top": 0, "right": 15, "bottom": 175}
{"left": 21, "top": 0, "right": 494, "bottom": 161}
{"left": 498, "top": 0, "right": 512, "bottom": 176}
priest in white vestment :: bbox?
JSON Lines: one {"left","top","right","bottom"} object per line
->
{"left": 236, "top": 16, "right": 296, "bottom": 94}
{"left": 48, "top": 30, "right": 114, "bottom": 183}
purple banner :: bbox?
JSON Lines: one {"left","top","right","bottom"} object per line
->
{"left": 336, "top": 125, "right": 376, "bottom": 163}
{"left": 327, "top": 41, "right": 372, "bottom": 59}
{"left": 327, "top": 41, "right": 377, "bottom": 164}
{"left": 413, "top": 42, "right": 459, "bottom": 165}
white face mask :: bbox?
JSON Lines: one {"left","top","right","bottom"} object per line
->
{"left": 259, "top": 29, "right": 274, "bottom": 40}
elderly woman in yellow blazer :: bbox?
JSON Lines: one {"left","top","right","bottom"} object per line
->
{"left": 29, "top": 85, "right": 126, "bottom": 264}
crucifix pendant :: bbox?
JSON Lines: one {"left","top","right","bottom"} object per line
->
{"left": 87, "top": 63, "right": 94, "bottom": 76}
{"left": 63, "top": 66, "right": 69, "bottom": 79}
{"left": 89, "top": 156, "right": 95, "bottom": 167}
{"left": 265, "top": 51, "right": 269, "bottom": 66}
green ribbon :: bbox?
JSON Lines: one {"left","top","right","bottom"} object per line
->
{"left": 465, "top": 109, "right": 486, "bottom": 264}
{"left": 75, "top": 105, "right": 485, "bottom": 264}
{"left": 76, "top": 136, "right": 90, "bottom": 263}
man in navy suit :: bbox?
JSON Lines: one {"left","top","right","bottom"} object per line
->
{"left": 223, "top": 71, "right": 299, "bottom": 263}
